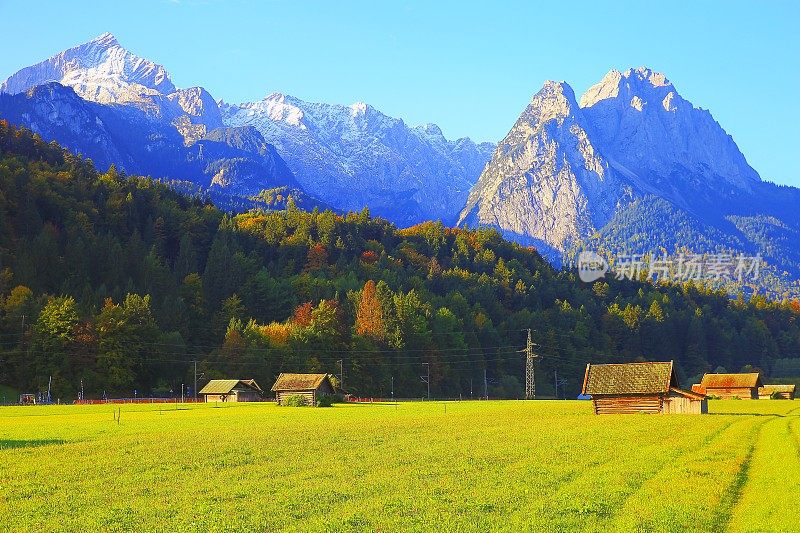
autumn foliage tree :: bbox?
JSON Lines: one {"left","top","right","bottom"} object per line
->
{"left": 355, "top": 280, "right": 385, "bottom": 340}
{"left": 305, "top": 243, "right": 328, "bottom": 271}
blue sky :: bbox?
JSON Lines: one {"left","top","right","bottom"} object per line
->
{"left": 1, "top": 0, "right": 798, "bottom": 186}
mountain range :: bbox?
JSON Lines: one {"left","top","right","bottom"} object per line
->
{"left": 0, "top": 33, "right": 492, "bottom": 223}
{"left": 2, "top": 33, "right": 799, "bottom": 295}
{"left": 459, "top": 68, "right": 800, "bottom": 292}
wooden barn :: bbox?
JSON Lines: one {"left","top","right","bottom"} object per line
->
{"left": 271, "top": 373, "right": 335, "bottom": 406}
{"left": 582, "top": 361, "right": 707, "bottom": 415}
{"left": 698, "top": 373, "right": 763, "bottom": 399}
{"left": 199, "top": 379, "right": 263, "bottom": 402}
{"left": 758, "top": 384, "right": 796, "bottom": 400}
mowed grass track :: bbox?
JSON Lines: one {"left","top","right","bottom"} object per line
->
{"left": 1, "top": 401, "right": 798, "bottom": 532}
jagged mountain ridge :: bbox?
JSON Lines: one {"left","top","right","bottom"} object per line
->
{"left": 458, "top": 67, "right": 800, "bottom": 291}
{"left": 1, "top": 33, "right": 493, "bottom": 224}
{"left": 221, "top": 94, "right": 494, "bottom": 224}
{"left": 0, "top": 83, "right": 311, "bottom": 206}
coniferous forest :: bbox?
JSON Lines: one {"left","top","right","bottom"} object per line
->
{"left": 1, "top": 120, "right": 799, "bottom": 401}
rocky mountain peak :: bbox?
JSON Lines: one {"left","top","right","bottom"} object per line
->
{"left": 89, "top": 31, "right": 120, "bottom": 49}
{"left": 1, "top": 32, "right": 176, "bottom": 100}
{"left": 529, "top": 80, "right": 578, "bottom": 122}
{"left": 580, "top": 67, "right": 673, "bottom": 109}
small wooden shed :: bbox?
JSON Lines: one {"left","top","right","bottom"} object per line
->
{"left": 758, "top": 384, "right": 796, "bottom": 400}
{"left": 199, "top": 379, "right": 263, "bottom": 402}
{"left": 271, "top": 373, "right": 335, "bottom": 405}
{"left": 699, "top": 373, "right": 762, "bottom": 399}
{"left": 582, "top": 361, "right": 707, "bottom": 414}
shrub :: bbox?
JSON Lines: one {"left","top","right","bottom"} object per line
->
{"left": 282, "top": 394, "right": 308, "bottom": 407}
{"left": 316, "top": 395, "right": 334, "bottom": 407}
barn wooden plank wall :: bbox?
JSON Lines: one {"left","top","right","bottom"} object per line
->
{"left": 663, "top": 395, "right": 707, "bottom": 414}
{"left": 705, "top": 388, "right": 756, "bottom": 399}
{"left": 593, "top": 395, "right": 662, "bottom": 415}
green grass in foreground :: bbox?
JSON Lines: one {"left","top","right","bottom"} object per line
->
{"left": 0, "top": 400, "right": 798, "bottom": 532}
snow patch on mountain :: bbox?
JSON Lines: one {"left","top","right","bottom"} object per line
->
{"left": 221, "top": 94, "right": 494, "bottom": 224}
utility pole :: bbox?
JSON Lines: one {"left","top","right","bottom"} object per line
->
{"left": 337, "top": 359, "right": 344, "bottom": 391}
{"left": 554, "top": 370, "right": 558, "bottom": 400}
{"left": 20, "top": 314, "right": 25, "bottom": 347}
{"left": 484, "top": 368, "right": 488, "bottom": 400}
{"left": 193, "top": 360, "right": 197, "bottom": 400}
{"left": 421, "top": 362, "right": 430, "bottom": 400}
{"left": 391, "top": 376, "right": 394, "bottom": 402}
{"left": 522, "top": 328, "right": 538, "bottom": 400}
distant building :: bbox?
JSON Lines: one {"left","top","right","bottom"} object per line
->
{"left": 758, "top": 384, "right": 796, "bottom": 400}
{"left": 271, "top": 373, "right": 335, "bottom": 406}
{"left": 582, "top": 361, "right": 707, "bottom": 414}
{"left": 199, "top": 379, "right": 263, "bottom": 402}
{"left": 698, "top": 373, "right": 763, "bottom": 399}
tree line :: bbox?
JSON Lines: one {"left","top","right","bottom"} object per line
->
{"left": 1, "top": 120, "right": 799, "bottom": 400}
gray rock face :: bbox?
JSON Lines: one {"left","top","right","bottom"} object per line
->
{"left": 221, "top": 94, "right": 494, "bottom": 225}
{"left": 458, "top": 68, "right": 766, "bottom": 253}
{"left": 580, "top": 68, "right": 760, "bottom": 192}
{"left": 458, "top": 80, "right": 630, "bottom": 251}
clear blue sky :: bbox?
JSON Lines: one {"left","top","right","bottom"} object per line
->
{"left": 1, "top": 0, "right": 798, "bottom": 186}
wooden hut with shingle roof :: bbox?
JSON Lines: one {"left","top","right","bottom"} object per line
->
{"left": 271, "top": 373, "right": 335, "bottom": 406}
{"left": 699, "top": 373, "right": 762, "bottom": 399}
{"left": 582, "top": 361, "right": 707, "bottom": 414}
{"left": 199, "top": 379, "right": 263, "bottom": 403}
{"left": 758, "top": 384, "right": 795, "bottom": 400}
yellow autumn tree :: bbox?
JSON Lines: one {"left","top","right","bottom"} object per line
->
{"left": 355, "top": 280, "right": 384, "bottom": 339}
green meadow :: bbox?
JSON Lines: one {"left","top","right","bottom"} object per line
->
{"left": 1, "top": 400, "right": 798, "bottom": 532}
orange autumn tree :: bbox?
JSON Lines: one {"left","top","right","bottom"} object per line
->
{"left": 304, "top": 243, "right": 328, "bottom": 271}
{"left": 355, "top": 280, "right": 385, "bottom": 339}
{"left": 292, "top": 302, "right": 314, "bottom": 327}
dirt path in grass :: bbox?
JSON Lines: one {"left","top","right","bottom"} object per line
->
{"left": 725, "top": 411, "right": 800, "bottom": 532}
{"left": 603, "top": 417, "right": 766, "bottom": 532}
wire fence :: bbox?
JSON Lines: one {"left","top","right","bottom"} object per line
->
{"left": 73, "top": 397, "right": 206, "bottom": 405}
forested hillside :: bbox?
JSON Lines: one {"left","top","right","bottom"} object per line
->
{"left": 1, "top": 121, "right": 799, "bottom": 400}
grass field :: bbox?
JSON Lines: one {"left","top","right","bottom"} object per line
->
{"left": 1, "top": 400, "right": 798, "bottom": 532}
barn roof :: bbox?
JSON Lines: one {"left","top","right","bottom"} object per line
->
{"left": 700, "top": 373, "right": 763, "bottom": 389}
{"left": 271, "top": 373, "right": 333, "bottom": 392}
{"left": 582, "top": 361, "right": 676, "bottom": 396}
{"left": 670, "top": 387, "right": 707, "bottom": 400}
{"left": 199, "top": 379, "right": 263, "bottom": 395}
{"left": 759, "top": 384, "right": 796, "bottom": 394}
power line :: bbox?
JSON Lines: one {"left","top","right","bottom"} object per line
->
{"left": 522, "top": 328, "right": 538, "bottom": 400}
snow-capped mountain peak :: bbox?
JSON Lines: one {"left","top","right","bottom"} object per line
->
{"left": 1, "top": 33, "right": 494, "bottom": 225}
{"left": 1, "top": 32, "right": 176, "bottom": 102}
{"left": 89, "top": 31, "right": 119, "bottom": 48}
{"left": 349, "top": 102, "right": 368, "bottom": 116}
{"left": 231, "top": 92, "right": 306, "bottom": 128}
{"left": 221, "top": 92, "right": 494, "bottom": 223}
